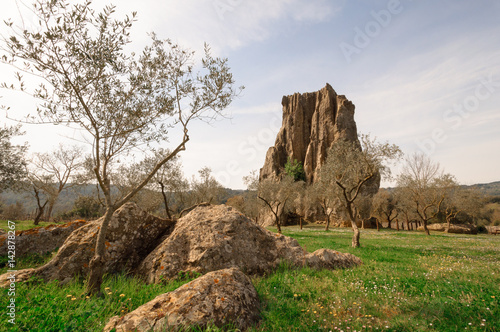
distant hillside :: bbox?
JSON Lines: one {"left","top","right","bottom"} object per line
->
{"left": 463, "top": 181, "right": 500, "bottom": 197}
{"left": 2, "top": 180, "right": 498, "bottom": 218}
{"left": 0, "top": 184, "right": 245, "bottom": 217}
{"left": 384, "top": 180, "right": 500, "bottom": 199}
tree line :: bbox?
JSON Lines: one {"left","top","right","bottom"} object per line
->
{"left": 238, "top": 136, "right": 494, "bottom": 249}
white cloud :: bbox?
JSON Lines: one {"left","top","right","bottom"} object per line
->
{"left": 113, "top": 0, "right": 344, "bottom": 54}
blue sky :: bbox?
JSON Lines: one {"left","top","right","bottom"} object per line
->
{"left": 2, "top": 0, "right": 500, "bottom": 188}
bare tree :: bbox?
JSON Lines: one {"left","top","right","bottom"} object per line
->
{"left": 1, "top": 0, "right": 241, "bottom": 295}
{"left": 27, "top": 171, "right": 51, "bottom": 225}
{"left": 189, "top": 167, "right": 227, "bottom": 206}
{"left": 318, "top": 135, "right": 402, "bottom": 247}
{"left": 258, "top": 175, "right": 303, "bottom": 234}
{"left": 30, "top": 144, "right": 84, "bottom": 221}
{"left": 397, "top": 154, "right": 454, "bottom": 235}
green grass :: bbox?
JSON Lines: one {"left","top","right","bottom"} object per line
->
{"left": 1, "top": 226, "right": 499, "bottom": 331}
{"left": 0, "top": 219, "right": 67, "bottom": 232}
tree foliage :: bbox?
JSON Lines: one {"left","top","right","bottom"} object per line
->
{"left": 258, "top": 175, "right": 304, "bottom": 233}
{"left": 0, "top": 0, "right": 241, "bottom": 295}
{"left": 372, "top": 189, "right": 399, "bottom": 229}
{"left": 189, "top": 166, "right": 226, "bottom": 206}
{"left": 318, "top": 134, "right": 402, "bottom": 247}
{"left": 0, "top": 125, "right": 27, "bottom": 191}
{"left": 397, "top": 153, "right": 455, "bottom": 235}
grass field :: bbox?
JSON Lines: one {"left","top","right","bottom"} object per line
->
{"left": 1, "top": 226, "right": 499, "bottom": 331}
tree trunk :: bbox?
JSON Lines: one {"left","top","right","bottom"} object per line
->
{"left": 422, "top": 220, "right": 430, "bottom": 236}
{"left": 445, "top": 217, "right": 451, "bottom": 233}
{"left": 387, "top": 218, "right": 392, "bottom": 230}
{"left": 351, "top": 222, "right": 360, "bottom": 248}
{"left": 276, "top": 215, "right": 282, "bottom": 234}
{"left": 86, "top": 207, "right": 115, "bottom": 295}
{"left": 159, "top": 181, "right": 172, "bottom": 219}
{"left": 45, "top": 199, "right": 55, "bottom": 222}
{"left": 325, "top": 214, "right": 330, "bottom": 231}
{"left": 376, "top": 218, "right": 380, "bottom": 231}
{"left": 33, "top": 187, "right": 47, "bottom": 225}
{"left": 346, "top": 202, "right": 360, "bottom": 248}
{"left": 300, "top": 217, "right": 303, "bottom": 230}
{"left": 396, "top": 220, "right": 399, "bottom": 231}
{"left": 34, "top": 207, "right": 45, "bottom": 225}
{"left": 405, "top": 218, "right": 410, "bottom": 231}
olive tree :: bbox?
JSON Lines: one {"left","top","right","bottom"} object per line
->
{"left": 240, "top": 170, "right": 260, "bottom": 221}
{"left": 318, "top": 135, "right": 402, "bottom": 247}
{"left": 397, "top": 154, "right": 454, "bottom": 235}
{"left": 30, "top": 144, "right": 84, "bottom": 221}
{"left": 144, "top": 150, "right": 188, "bottom": 219}
{"left": 258, "top": 175, "right": 303, "bottom": 233}
{"left": 189, "top": 167, "right": 227, "bottom": 206}
{"left": 1, "top": 0, "right": 241, "bottom": 295}
{"left": 442, "top": 185, "right": 486, "bottom": 230}
{"left": 310, "top": 179, "right": 340, "bottom": 231}
{"left": 372, "top": 189, "right": 399, "bottom": 230}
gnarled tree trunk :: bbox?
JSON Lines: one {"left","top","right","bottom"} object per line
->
{"left": 86, "top": 207, "right": 114, "bottom": 295}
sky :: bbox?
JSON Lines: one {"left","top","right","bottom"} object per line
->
{"left": 1, "top": 0, "right": 499, "bottom": 189}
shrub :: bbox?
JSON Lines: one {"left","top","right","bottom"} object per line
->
{"left": 284, "top": 158, "right": 306, "bottom": 182}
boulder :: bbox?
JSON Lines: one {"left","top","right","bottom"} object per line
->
{"left": 0, "top": 220, "right": 87, "bottom": 257}
{"left": 104, "top": 267, "right": 260, "bottom": 332}
{"left": 485, "top": 226, "right": 500, "bottom": 234}
{"left": 137, "top": 204, "right": 361, "bottom": 283}
{"left": 446, "top": 224, "right": 478, "bottom": 234}
{"left": 0, "top": 203, "right": 174, "bottom": 287}
{"left": 417, "top": 223, "right": 478, "bottom": 234}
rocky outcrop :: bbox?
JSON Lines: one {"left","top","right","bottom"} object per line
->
{"left": 104, "top": 268, "right": 260, "bottom": 332}
{"left": 0, "top": 220, "right": 87, "bottom": 257}
{"left": 260, "top": 83, "right": 357, "bottom": 184}
{"left": 418, "top": 223, "right": 478, "bottom": 234}
{"left": 137, "top": 205, "right": 361, "bottom": 283}
{"left": 0, "top": 203, "right": 174, "bottom": 286}
{"left": 259, "top": 84, "right": 379, "bottom": 226}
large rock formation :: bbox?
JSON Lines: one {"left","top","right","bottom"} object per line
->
{"left": 0, "top": 220, "right": 87, "bottom": 257}
{"left": 104, "top": 268, "right": 260, "bottom": 332}
{"left": 259, "top": 84, "right": 379, "bottom": 225}
{"left": 260, "top": 83, "right": 357, "bottom": 184}
{"left": 137, "top": 205, "right": 361, "bottom": 283}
